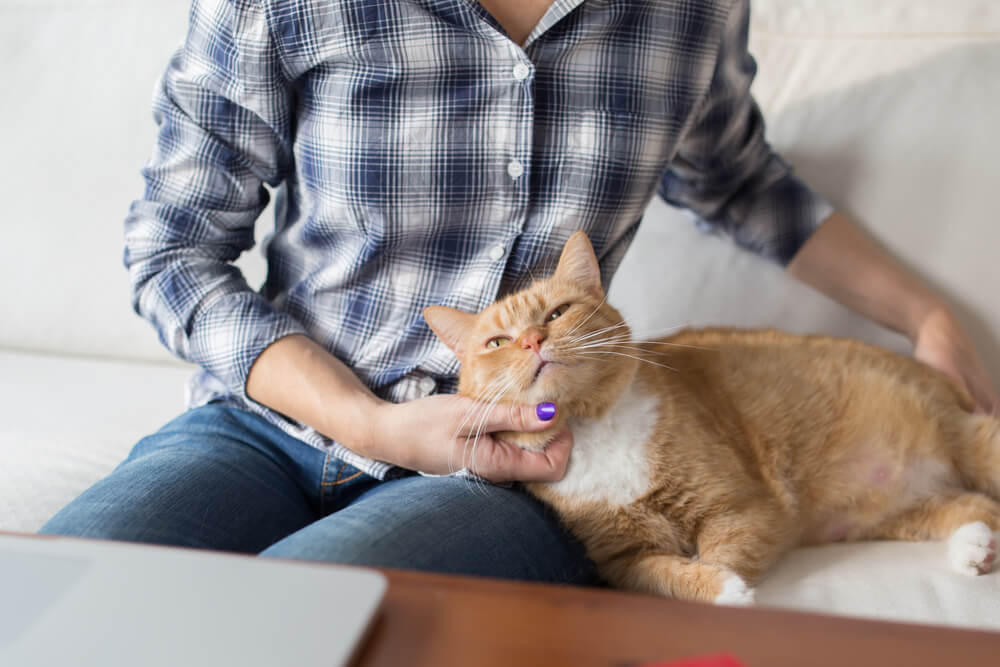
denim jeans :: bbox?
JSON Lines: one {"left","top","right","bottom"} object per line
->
{"left": 40, "top": 405, "right": 597, "bottom": 584}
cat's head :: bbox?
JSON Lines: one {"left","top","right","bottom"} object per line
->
{"left": 423, "top": 231, "right": 638, "bottom": 450}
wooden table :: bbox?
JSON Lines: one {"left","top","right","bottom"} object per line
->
{"left": 355, "top": 569, "right": 1000, "bottom": 667}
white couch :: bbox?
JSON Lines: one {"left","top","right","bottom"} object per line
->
{"left": 3, "top": 0, "right": 999, "bottom": 631}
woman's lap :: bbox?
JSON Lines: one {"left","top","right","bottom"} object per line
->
{"left": 39, "top": 405, "right": 322, "bottom": 552}
{"left": 262, "top": 475, "right": 597, "bottom": 583}
{"left": 40, "top": 405, "right": 597, "bottom": 585}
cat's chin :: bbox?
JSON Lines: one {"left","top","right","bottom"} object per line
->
{"left": 495, "top": 422, "right": 565, "bottom": 452}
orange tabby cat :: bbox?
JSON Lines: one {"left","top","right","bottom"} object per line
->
{"left": 424, "top": 231, "right": 1000, "bottom": 605}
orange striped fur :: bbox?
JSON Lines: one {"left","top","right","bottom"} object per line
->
{"left": 424, "top": 231, "right": 1000, "bottom": 603}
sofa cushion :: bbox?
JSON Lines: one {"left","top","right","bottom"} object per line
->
{"left": 0, "top": 351, "right": 192, "bottom": 533}
{"left": 757, "top": 540, "right": 1000, "bottom": 631}
{"left": 4, "top": 349, "right": 1000, "bottom": 631}
{"left": 2, "top": 0, "right": 999, "bottom": 635}
{"left": 2, "top": 1, "right": 999, "bottom": 376}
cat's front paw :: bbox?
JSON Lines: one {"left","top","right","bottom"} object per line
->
{"left": 714, "top": 574, "right": 756, "bottom": 606}
{"left": 947, "top": 521, "right": 997, "bottom": 576}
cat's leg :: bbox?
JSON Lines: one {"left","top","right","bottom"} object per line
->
{"left": 693, "top": 501, "right": 798, "bottom": 595}
{"left": 601, "top": 552, "right": 754, "bottom": 606}
{"left": 953, "top": 414, "right": 1000, "bottom": 498}
{"left": 873, "top": 492, "right": 1000, "bottom": 575}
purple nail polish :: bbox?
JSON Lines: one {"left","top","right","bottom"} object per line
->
{"left": 536, "top": 402, "right": 557, "bottom": 421}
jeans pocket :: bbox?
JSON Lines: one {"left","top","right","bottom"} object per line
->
{"left": 320, "top": 455, "right": 380, "bottom": 515}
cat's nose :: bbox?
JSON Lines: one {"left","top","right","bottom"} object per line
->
{"left": 520, "top": 329, "right": 546, "bottom": 353}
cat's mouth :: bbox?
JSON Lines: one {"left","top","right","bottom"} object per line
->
{"left": 531, "top": 359, "right": 559, "bottom": 384}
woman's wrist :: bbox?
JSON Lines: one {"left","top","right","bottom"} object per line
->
{"left": 247, "top": 333, "right": 390, "bottom": 455}
{"left": 342, "top": 394, "right": 391, "bottom": 461}
{"left": 904, "top": 297, "right": 953, "bottom": 345}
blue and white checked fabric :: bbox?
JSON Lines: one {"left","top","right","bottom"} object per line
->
{"left": 124, "top": 0, "right": 833, "bottom": 477}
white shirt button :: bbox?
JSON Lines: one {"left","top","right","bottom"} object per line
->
{"left": 506, "top": 159, "right": 524, "bottom": 179}
{"left": 512, "top": 63, "right": 530, "bottom": 81}
{"left": 489, "top": 244, "right": 506, "bottom": 261}
{"left": 418, "top": 376, "right": 436, "bottom": 395}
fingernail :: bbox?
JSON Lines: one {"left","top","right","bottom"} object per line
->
{"left": 536, "top": 402, "right": 557, "bottom": 421}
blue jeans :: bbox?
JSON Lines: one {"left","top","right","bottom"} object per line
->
{"left": 40, "top": 405, "right": 597, "bottom": 583}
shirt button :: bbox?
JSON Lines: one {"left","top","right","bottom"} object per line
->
{"left": 418, "top": 376, "right": 436, "bottom": 395}
{"left": 489, "top": 244, "right": 506, "bottom": 261}
{"left": 507, "top": 159, "right": 524, "bottom": 179}
{"left": 512, "top": 63, "right": 530, "bottom": 81}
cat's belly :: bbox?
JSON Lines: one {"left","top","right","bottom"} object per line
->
{"left": 541, "top": 381, "right": 660, "bottom": 507}
{"left": 803, "top": 456, "right": 959, "bottom": 544}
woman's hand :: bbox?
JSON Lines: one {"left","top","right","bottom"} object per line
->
{"left": 913, "top": 308, "right": 1000, "bottom": 415}
{"left": 248, "top": 334, "right": 573, "bottom": 482}
{"left": 787, "top": 212, "right": 998, "bottom": 415}
{"left": 363, "top": 395, "right": 573, "bottom": 482}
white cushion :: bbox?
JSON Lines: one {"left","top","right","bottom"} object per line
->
{"left": 0, "top": 1, "right": 265, "bottom": 364}
{"left": 2, "top": 0, "right": 999, "bottom": 633}
{"left": 5, "top": 348, "right": 1000, "bottom": 632}
{"left": 0, "top": 351, "right": 193, "bottom": 533}
{"left": 612, "top": 1, "right": 1000, "bottom": 385}
{"left": 758, "top": 541, "right": 1000, "bottom": 631}
{"left": 752, "top": 0, "right": 1000, "bottom": 35}
{"left": 607, "top": 1, "right": 1000, "bottom": 630}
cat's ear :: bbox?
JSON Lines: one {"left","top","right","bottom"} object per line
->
{"left": 423, "top": 306, "right": 476, "bottom": 357}
{"left": 554, "top": 230, "right": 603, "bottom": 298}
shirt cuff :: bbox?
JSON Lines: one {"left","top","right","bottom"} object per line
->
{"left": 187, "top": 292, "right": 308, "bottom": 402}
{"left": 708, "top": 163, "right": 835, "bottom": 265}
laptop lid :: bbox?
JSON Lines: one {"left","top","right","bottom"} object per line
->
{"left": 0, "top": 534, "right": 386, "bottom": 667}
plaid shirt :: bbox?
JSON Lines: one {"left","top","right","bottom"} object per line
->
{"left": 124, "top": 0, "right": 833, "bottom": 478}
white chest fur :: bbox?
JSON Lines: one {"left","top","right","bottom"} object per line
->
{"left": 544, "top": 381, "right": 660, "bottom": 507}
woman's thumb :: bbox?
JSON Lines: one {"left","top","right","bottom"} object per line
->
{"left": 484, "top": 401, "right": 557, "bottom": 433}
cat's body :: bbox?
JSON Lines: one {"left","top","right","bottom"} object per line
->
{"left": 424, "top": 232, "right": 1000, "bottom": 604}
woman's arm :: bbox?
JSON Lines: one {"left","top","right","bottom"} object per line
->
{"left": 787, "top": 211, "right": 999, "bottom": 413}
{"left": 245, "top": 334, "right": 572, "bottom": 481}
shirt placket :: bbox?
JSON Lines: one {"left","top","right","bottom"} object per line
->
{"left": 473, "top": 0, "right": 586, "bottom": 304}
{"left": 402, "top": 1, "right": 586, "bottom": 399}
{"left": 488, "top": 39, "right": 535, "bottom": 282}
{"left": 413, "top": 41, "right": 537, "bottom": 396}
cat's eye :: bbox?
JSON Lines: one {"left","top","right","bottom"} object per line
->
{"left": 486, "top": 337, "right": 511, "bottom": 349}
{"left": 547, "top": 304, "right": 570, "bottom": 322}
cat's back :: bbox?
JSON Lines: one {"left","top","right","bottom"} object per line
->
{"left": 634, "top": 327, "right": 973, "bottom": 492}
{"left": 643, "top": 327, "right": 970, "bottom": 411}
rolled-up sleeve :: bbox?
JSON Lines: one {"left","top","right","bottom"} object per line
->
{"left": 123, "top": 0, "right": 306, "bottom": 397}
{"left": 658, "top": 0, "right": 833, "bottom": 265}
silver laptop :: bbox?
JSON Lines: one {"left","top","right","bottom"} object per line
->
{"left": 0, "top": 534, "right": 386, "bottom": 666}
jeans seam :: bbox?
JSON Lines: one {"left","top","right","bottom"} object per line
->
{"left": 320, "top": 450, "right": 336, "bottom": 515}
{"left": 328, "top": 470, "right": 364, "bottom": 486}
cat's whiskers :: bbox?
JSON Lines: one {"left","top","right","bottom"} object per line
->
{"left": 463, "top": 374, "right": 517, "bottom": 447}
{"left": 465, "top": 375, "right": 522, "bottom": 493}
{"left": 564, "top": 294, "right": 610, "bottom": 338}
{"left": 463, "top": 374, "right": 521, "bottom": 491}
{"left": 560, "top": 329, "right": 631, "bottom": 354}
{"left": 558, "top": 326, "right": 707, "bottom": 365}
{"left": 575, "top": 349, "right": 678, "bottom": 373}
{"left": 571, "top": 343, "right": 670, "bottom": 357}
{"left": 625, "top": 323, "right": 720, "bottom": 352}
{"left": 645, "top": 340, "right": 719, "bottom": 352}
{"left": 452, "top": 374, "right": 519, "bottom": 485}
{"left": 563, "top": 335, "right": 635, "bottom": 350}
{"left": 566, "top": 322, "right": 720, "bottom": 354}
{"left": 566, "top": 332, "right": 632, "bottom": 349}
{"left": 454, "top": 374, "right": 515, "bottom": 442}
{"left": 564, "top": 321, "right": 628, "bottom": 345}
{"left": 623, "top": 321, "right": 691, "bottom": 338}
{"left": 553, "top": 330, "right": 681, "bottom": 372}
